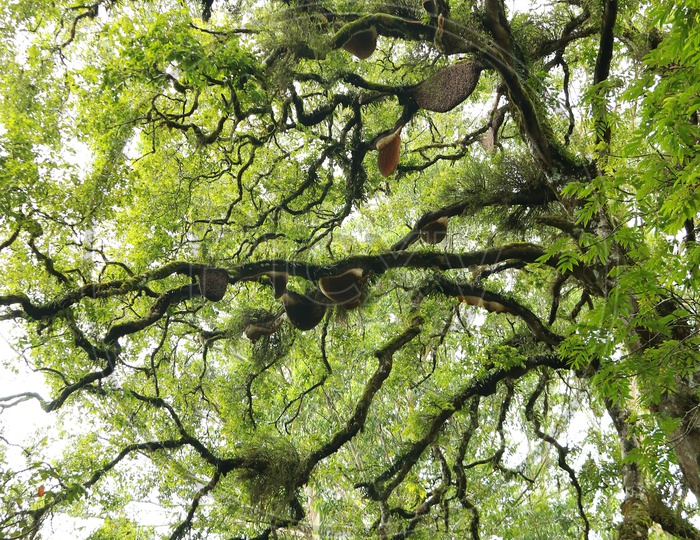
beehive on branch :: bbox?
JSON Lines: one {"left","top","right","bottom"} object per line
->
{"left": 412, "top": 61, "right": 482, "bottom": 113}
{"left": 376, "top": 126, "right": 402, "bottom": 177}
{"left": 199, "top": 267, "right": 229, "bottom": 302}
{"left": 341, "top": 27, "right": 378, "bottom": 59}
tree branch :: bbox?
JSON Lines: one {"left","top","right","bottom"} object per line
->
{"left": 301, "top": 316, "right": 424, "bottom": 479}
{"left": 169, "top": 470, "right": 222, "bottom": 540}
{"left": 525, "top": 370, "right": 590, "bottom": 538}
{"left": 360, "top": 354, "right": 568, "bottom": 501}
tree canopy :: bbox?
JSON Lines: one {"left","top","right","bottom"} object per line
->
{"left": 1, "top": 0, "right": 699, "bottom": 538}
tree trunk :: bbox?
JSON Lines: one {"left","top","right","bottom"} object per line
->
{"left": 606, "top": 399, "right": 650, "bottom": 540}
{"left": 656, "top": 376, "right": 700, "bottom": 500}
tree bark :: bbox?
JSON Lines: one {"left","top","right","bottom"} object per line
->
{"left": 606, "top": 399, "right": 650, "bottom": 540}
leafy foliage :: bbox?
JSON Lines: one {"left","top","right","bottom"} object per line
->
{"left": 1, "top": 0, "right": 699, "bottom": 539}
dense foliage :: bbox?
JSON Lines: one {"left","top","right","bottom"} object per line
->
{"left": 1, "top": 0, "right": 699, "bottom": 538}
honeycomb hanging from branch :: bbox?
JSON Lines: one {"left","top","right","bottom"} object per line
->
{"left": 412, "top": 61, "right": 482, "bottom": 112}
{"left": 199, "top": 267, "right": 229, "bottom": 301}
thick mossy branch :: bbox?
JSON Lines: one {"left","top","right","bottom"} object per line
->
{"left": 606, "top": 398, "right": 652, "bottom": 540}
{"left": 483, "top": 0, "right": 515, "bottom": 64}
{"left": 434, "top": 277, "right": 562, "bottom": 346}
{"left": 0, "top": 261, "right": 204, "bottom": 320}
{"left": 593, "top": 0, "right": 619, "bottom": 149}
{"left": 594, "top": 0, "right": 618, "bottom": 86}
{"left": 647, "top": 491, "right": 700, "bottom": 540}
{"left": 479, "top": 0, "right": 570, "bottom": 169}
{"left": 236, "top": 243, "right": 548, "bottom": 281}
{"left": 290, "top": 88, "right": 354, "bottom": 126}
{"left": 391, "top": 186, "right": 557, "bottom": 251}
{"left": 330, "top": 14, "right": 431, "bottom": 50}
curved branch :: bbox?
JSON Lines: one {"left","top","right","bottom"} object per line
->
{"left": 387, "top": 446, "right": 451, "bottom": 537}
{"left": 0, "top": 261, "right": 202, "bottom": 321}
{"left": 480, "top": 0, "right": 569, "bottom": 168}
{"left": 130, "top": 392, "right": 225, "bottom": 469}
{"left": 44, "top": 361, "right": 115, "bottom": 412}
{"left": 534, "top": 9, "right": 594, "bottom": 58}
{"left": 525, "top": 370, "right": 590, "bottom": 538}
{"left": 331, "top": 14, "right": 432, "bottom": 51}
{"left": 104, "top": 284, "right": 198, "bottom": 344}
{"left": 434, "top": 276, "right": 562, "bottom": 346}
{"left": 454, "top": 397, "right": 482, "bottom": 540}
{"left": 0, "top": 392, "right": 48, "bottom": 410}
{"left": 169, "top": 470, "right": 222, "bottom": 540}
{"left": 60, "top": 2, "right": 101, "bottom": 48}
{"left": 43, "top": 283, "right": 201, "bottom": 411}
{"left": 28, "top": 237, "right": 71, "bottom": 286}
{"left": 290, "top": 88, "right": 354, "bottom": 127}
{"left": 301, "top": 316, "right": 424, "bottom": 479}
{"left": 25, "top": 438, "right": 189, "bottom": 535}
{"left": 648, "top": 491, "right": 700, "bottom": 540}
{"left": 391, "top": 187, "right": 557, "bottom": 251}
{"left": 360, "top": 354, "right": 568, "bottom": 501}
{"left": 0, "top": 225, "right": 20, "bottom": 252}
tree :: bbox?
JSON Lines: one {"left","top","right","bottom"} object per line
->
{"left": 0, "top": 0, "right": 699, "bottom": 538}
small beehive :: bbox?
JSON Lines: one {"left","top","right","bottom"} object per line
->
{"left": 376, "top": 127, "right": 402, "bottom": 177}
{"left": 282, "top": 289, "right": 327, "bottom": 330}
{"left": 319, "top": 268, "right": 366, "bottom": 308}
{"left": 342, "top": 27, "right": 378, "bottom": 59}
{"left": 420, "top": 217, "right": 449, "bottom": 244}
{"left": 199, "top": 267, "right": 229, "bottom": 302}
